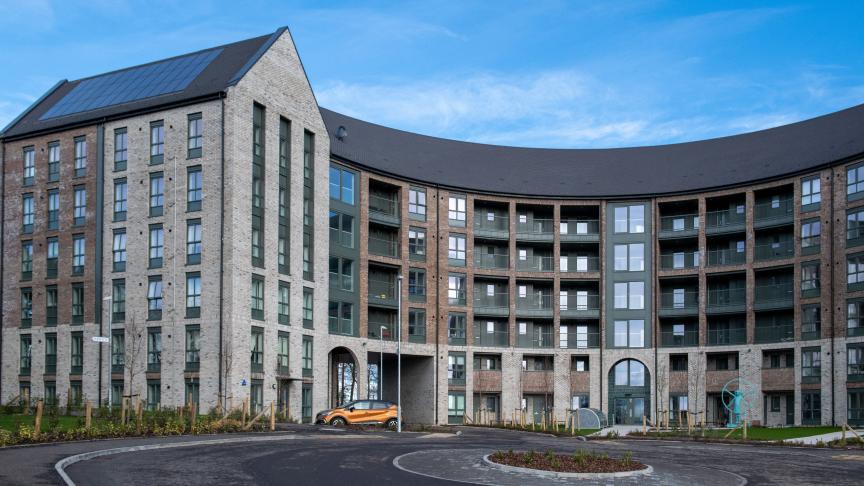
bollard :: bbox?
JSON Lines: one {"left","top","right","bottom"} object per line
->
{"left": 270, "top": 401, "right": 276, "bottom": 431}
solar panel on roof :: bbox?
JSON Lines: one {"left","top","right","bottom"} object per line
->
{"left": 40, "top": 48, "right": 223, "bottom": 120}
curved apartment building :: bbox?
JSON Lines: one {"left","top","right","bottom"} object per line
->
{"left": 2, "top": 27, "right": 864, "bottom": 427}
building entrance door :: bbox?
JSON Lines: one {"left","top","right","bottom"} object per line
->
{"left": 613, "top": 397, "right": 645, "bottom": 425}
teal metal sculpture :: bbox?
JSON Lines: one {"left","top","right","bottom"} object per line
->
{"left": 721, "top": 377, "right": 755, "bottom": 428}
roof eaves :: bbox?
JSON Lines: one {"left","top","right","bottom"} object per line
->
{"left": 226, "top": 26, "right": 287, "bottom": 87}
{"left": 0, "top": 79, "right": 67, "bottom": 138}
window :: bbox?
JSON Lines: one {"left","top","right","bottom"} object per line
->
{"left": 22, "top": 147, "right": 35, "bottom": 185}
{"left": 408, "top": 187, "right": 426, "bottom": 219}
{"left": 47, "top": 189, "right": 59, "bottom": 229}
{"left": 147, "top": 381, "right": 161, "bottom": 411}
{"left": 185, "top": 325, "right": 200, "bottom": 371}
{"left": 303, "top": 231, "right": 312, "bottom": 280}
{"left": 849, "top": 345, "right": 864, "bottom": 378}
{"left": 147, "top": 328, "right": 162, "bottom": 371}
{"left": 849, "top": 208, "right": 864, "bottom": 245}
{"left": 614, "top": 205, "right": 645, "bottom": 233}
{"left": 45, "top": 333, "right": 57, "bottom": 373}
{"left": 302, "top": 384, "right": 313, "bottom": 423}
{"left": 148, "top": 276, "right": 163, "bottom": 320}
{"left": 186, "top": 273, "right": 201, "bottom": 318}
{"left": 149, "top": 225, "right": 164, "bottom": 268}
{"left": 277, "top": 332, "right": 290, "bottom": 375}
{"left": 150, "top": 121, "right": 164, "bottom": 164}
{"left": 408, "top": 227, "right": 426, "bottom": 260}
{"left": 73, "top": 186, "right": 86, "bottom": 226}
{"left": 21, "top": 241, "right": 33, "bottom": 280}
{"left": 20, "top": 288, "right": 32, "bottom": 327}
{"left": 46, "top": 238, "right": 58, "bottom": 278}
{"left": 304, "top": 130, "right": 314, "bottom": 182}
{"left": 802, "top": 304, "right": 820, "bottom": 339}
{"left": 328, "top": 166, "right": 355, "bottom": 204}
{"left": 187, "top": 166, "right": 202, "bottom": 211}
{"left": 185, "top": 220, "right": 202, "bottom": 265}
{"left": 251, "top": 327, "right": 264, "bottom": 373}
{"left": 112, "top": 279, "right": 125, "bottom": 323}
{"left": 328, "top": 301, "right": 354, "bottom": 335}
{"left": 328, "top": 211, "right": 354, "bottom": 248}
{"left": 572, "top": 356, "right": 589, "bottom": 372}
{"left": 41, "top": 285, "right": 56, "bottom": 327}
{"left": 801, "top": 219, "right": 821, "bottom": 252}
{"left": 278, "top": 282, "right": 290, "bottom": 325}
{"left": 408, "top": 309, "right": 426, "bottom": 342}
{"left": 21, "top": 194, "right": 34, "bottom": 233}
{"left": 252, "top": 108, "right": 265, "bottom": 268}
{"left": 613, "top": 282, "right": 644, "bottom": 309}
{"left": 613, "top": 320, "right": 645, "bottom": 347}
{"left": 849, "top": 163, "right": 864, "bottom": 198}
{"left": 48, "top": 141, "right": 60, "bottom": 180}
{"left": 44, "top": 382, "right": 56, "bottom": 406}
{"left": 114, "top": 179, "right": 127, "bottom": 221}
{"left": 448, "top": 353, "right": 466, "bottom": 385}
{"left": 302, "top": 336, "right": 313, "bottom": 377}
{"left": 114, "top": 128, "right": 127, "bottom": 171}
{"left": 251, "top": 275, "right": 264, "bottom": 320}
{"left": 671, "top": 354, "right": 688, "bottom": 372}
{"left": 72, "top": 235, "right": 85, "bottom": 275}
{"left": 448, "top": 234, "right": 466, "bottom": 265}
{"left": 848, "top": 253, "right": 864, "bottom": 289}
{"left": 802, "top": 176, "right": 821, "bottom": 207}
{"left": 112, "top": 229, "right": 127, "bottom": 272}
{"left": 448, "top": 313, "right": 467, "bottom": 345}
{"left": 187, "top": 113, "right": 202, "bottom": 158}
{"left": 448, "top": 195, "right": 466, "bottom": 225}
{"left": 614, "top": 244, "right": 644, "bottom": 271}
{"left": 802, "top": 348, "right": 821, "bottom": 382}
{"left": 448, "top": 274, "right": 466, "bottom": 305}
{"left": 71, "top": 283, "right": 84, "bottom": 324}
{"left": 303, "top": 288, "right": 313, "bottom": 329}
{"left": 613, "top": 359, "right": 645, "bottom": 387}
{"left": 328, "top": 257, "right": 354, "bottom": 292}
{"left": 572, "top": 395, "right": 590, "bottom": 410}
{"left": 74, "top": 137, "right": 87, "bottom": 176}
{"left": 408, "top": 268, "right": 426, "bottom": 302}
{"left": 185, "top": 380, "right": 200, "bottom": 411}
{"left": 70, "top": 332, "right": 84, "bottom": 373}
{"left": 150, "top": 172, "right": 164, "bottom": 216}
{"left": 850, "top": 299, "right": 864, "bottom": 336}
{"left": 801, "top": 261, "right": 820, "bottom": 296}
{"left": 448, "top": 392, "right": 466, "bottom": 424}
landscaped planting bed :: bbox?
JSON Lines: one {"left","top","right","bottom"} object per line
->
{"left": 489, "top": 449, "right": 646, "bottom": 474}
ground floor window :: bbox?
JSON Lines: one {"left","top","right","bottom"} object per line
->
{"left": 670, "top": 394, "right": 688, "bottom": 414}
{"left": 19, "top": 384, "right": 31, "bottom": 406}
{"left": 368, "top": 363, "right": 379, "bottom": 400}
{"left": 448, "top": 392, "right": 465, "bottom": 424}
{"left": 45, "top": 382, "right": 56, "bottom": 406}
{"left": 185, "top": 380, "right": 200, "bottom": 411}
{"left": 250, "top": 380, "right": 263, "bottom": 413}
{"left": 69, "top": 381, "right": 82, "bottom": 408}
{"left": 571, "top": 394, "right": 589, "bottom": 409}
{"left": 147, "top": 381, "right": 161, "bottom": 411}
{"left": 302, "top": 384, "right": 313, "bottom": 423}
{"left": 802, "top": 391, "right": 821, "bottom": 425}
{"left": 111, "top": 381, "right": 123, "bottom": 407}
{"left": 849, "top": 390, "right": 864, "bottom": 425}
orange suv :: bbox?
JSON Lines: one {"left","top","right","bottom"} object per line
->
{"left": 315, "top": 400, "right": 399, "bottom": 429}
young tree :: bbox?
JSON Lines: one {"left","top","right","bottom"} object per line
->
{"left": 124, "top": 316, "right": 146, "bottom": 411}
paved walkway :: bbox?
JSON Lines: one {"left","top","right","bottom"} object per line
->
{"left": 783, "top": 428, "right": 864, "bottom": 445}
{"left": 592, "top": 425, "right": 644, "bottom": 437}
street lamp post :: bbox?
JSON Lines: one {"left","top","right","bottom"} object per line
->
{"left": 397, "top": 274, "right": 403, "bottom": 433}
{"left": 102, "top": 295, "right": 112, "bottom": 409}
{"left": 379, "top": 325, "right": 385, "bottom": 401}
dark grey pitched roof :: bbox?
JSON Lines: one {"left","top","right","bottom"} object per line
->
{"left": 321, "top": 104, "right": 864, "bottom": 198}
{"left": 2, "top": 28, "right": 286, "bottom": 140}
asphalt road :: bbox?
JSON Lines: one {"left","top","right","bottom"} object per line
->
{"left": 1, "top": 425, "right": 862, "bottom": 485}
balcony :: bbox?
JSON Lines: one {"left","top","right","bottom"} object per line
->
{"left": 754, "top": 240, "right": 794, "bottom": 261}
{"left": 659, "top": 290, "right": 699, "bottom": 317}
{"left": 473, "top": 324, "right": 510, "bottom": 347}
{"left": 516, "top": 293, "right": 554, "bottom": 318}
{"left": 516, "top": 254, "right": 554, "bottom": 272}
{"left": 707, "top": 248, "right": 745, "bottom": 267}
{"left": 754, "top": 198, "right": 793, "bottom": 228}
{"left": 516, "top": 218, "right": 554, "bottom": 242}
{"left": 560, "top": 255, "right": 599, "bottom": 273}
{"left": 475, "top": 252, "right": 509, "bottom": 271}
{"left": 517, "top": 328, "right": 554, "bottom": 348}
{"left": 659, "top": 328, "right": 699, "bottom": 347}
{"left": 754, "top": 322, "right": 794, "bottom": 343}
{"left": 559, "top": 293, "right": 600, "bottom": 319}
{"left": 368, "top": 321, "right": 397, "bottom": 341}
{"left": 707, "top": 326, "right": 747, "bottom": 345}
{"left": 368, "top": 276, "right": 397, "bottom": 307}
{"left": 659, "top": 214, "right": 699, "bottom": 239}
{"left": 560, "top": 327, "right": 600, "bottom": 349}
{"left": 706, "top": 288, "right": 746, "bottom": 314}
{"left": 521, "top": 369, "right": 555, "bottom": 393}
{"left": 560, "top": 219, "right": 599, "bottom": 242}
{"left": 368, "top": 193, "right": 400, "bottom": 226}
{"left": 473, "top": 292, "right": 510, "bottom": 317}
{"left": 754, "top": 282, "right": 793, "bottom": 311}
{"left": 706, "top": 208, "right": 746, "bottom": 235}
{"left": 474, "top": 214, "right": 509, "bottom": 240}
{"left": 660, "top": 251, "right": 700, "bottom": 270}
{"left": 369, "top": 234, "right": 399, "bottom": 258}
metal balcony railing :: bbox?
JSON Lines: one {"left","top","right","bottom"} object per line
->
{"left": 475, "top": 252, "right": 509, "bottom": 270}
{"left": 705, "top": 208, "right": 746, "bottom": 233}
{"left": 368, "top": 321, "right": 397, "bottom": 341}
{"left": 473, "top": 329, "right": 509, "bottom": 347}
{"left": 369, "top": 193, "right": 399, "bottom": 218}
{"left": 559, "top": 293, "right": 600, "bottom": 313}
{"left": 474, "top": 213, "right": 509, "bottom": 238}
{"left": 659, "top": 329, "right": 699, "bottom": 347}
{"left": 560, "top": 330, "right": 600, "bottom": 349}
{"left": 560, "top": 255, "right": 600, "bottom": 273}
{"left": 516, "top": 218, "right": 554, "bottom": 240}
{"left": 707, "top": 287, "right": 747, "bottom": 313}
{"left": 368, "top": 276, "right": 397, "bottom": 306}
{"left": 517, "top": 329, "right": 554, "bottom": 348}
{"left": 473, "top": 292, "right": 510, "bottom": 315}
{"left": 516, "top": 293, "right": 554, "bottom": 315}
{"left": 707, "top": 327, "right": 747, "bottom": 345}
{"left": 754, "top": 240, "right": 794, "bottom": 261}
{"left": 660, "top": 251, "right": 700, "bottom": 270}
{"left": 659, "top": 290, "right": 699, "bottom": 314}
{"left": 754, "top": 198, "right": 794, "bottom": 226}
{"left": 754, "top": 323, "right": 794, "bottom": 343}
{"left": 368, "top": 235, "right": 399, "bottom": 258}
{"left": 707, "top": 248, "right": 746, "bottom": 266}
{"left": 754, "top": 282, "right": 794, "bottom": 309}
{"left": 560, "top": 219, "right": 599, "bottom": 240}
{"left": 516, "top": 254, "right": 554, "bottom": 272}
{"left": 659, "top": 214, "right": 699, "bottom": 238}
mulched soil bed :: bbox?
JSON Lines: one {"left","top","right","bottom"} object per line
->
{"left": 489, "top": 450, "right": 647, "bottom": 474}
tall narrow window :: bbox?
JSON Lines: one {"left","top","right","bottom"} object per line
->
{"left": 46, "top": 238, "right": 58, "bottom": 279}
{"left": 303, "top": 231, "right": 312, "bottom": 280}
{"left": 74, "top": 137, "right": 87, "bottom": 177}
{"left": 113, "top": 179, "right": 127, "bottom": 221}
{"left": 149, "top": 224, "right": 164, "bottom": 268}
{"left": 801, "top": 176, "right": 821, "bottom": 208}
{"left": 73, "top": 186, "right": 86, "bottom": 226}
{"left": 112, "top": 229, "right": 127, "bottom": 272}
{"left": 20, "top": 288, "right": 33, "bottom": 328}
{"left": 187, "top": 113, "right": 202, "bottom": 158}
{"left": 112, "top": 279, "right": 126, "bottom": 323}
{"left": 70, "top": 332, "right": 83, "bottom": 373}
{"left": 72, "top": 235, "right": 85, "bottom": 275}
{"left": 328, "top": 166, "right": 355, "bottom": 205}
{"left": 46, "top": 189, "right": 59, "bottom": 230}
{"left": 48, "top": 141, "right": 60, "bottom": 181}
{"left": 185, "top": 325, "right": 200, "bottom": 371}
{"left": 408, "top": 187, "right": 427, "bottom": 220}
{"left": 150, "top": 121, "right": 164, "bottom": 164}
{"left": 22, "top": 194, "right": 34, "bottom": 233}
{"left": 71, "top": 284, "right": 84, "bottom": 324}
{"left": 279, "top": 119, "right": 291, "bottom": 275}
{"left": 150, "top": 172, "right": 164, "bottom": 217}
{"left": 303, "top": 288, "right": 313, "bottom": 329}
{"left": 186, "top": 219, "right": 202, "bottom": 265}
{"left": 148, "top": 276, "right": 163, "bottom": 320}
{"left": 186, "top": 272, "right": 201, "bottom": 318}
{"left": 45, "top": 333, "right": 57, "bottom": 373}
{"left": 448, "top": 234, "right": 466, "bottom": 265}
{"left": 252, "top": 104, "right": 265, "bottom": 268}
{"left": 251, "top": 327, "right": 264, "bottom": 372}
{"left": 114, "top": 128, "right": 127, "bottom": 171}
{"left": 448, "top": 195, "right": 466, "bottom": 225}
{"left": 278, "top": 282, "right": 290, "bottom": 325}
{"left": 302, "top": 336, "right": 313, "bottom": 377}
{"left": 21, "top": 241, "right": 33, "bottom": 280}
{"left": 22, "top": 147, "right": 35, "bottom": 186}
{"left": 187, "top": 166, "right": 202, "bottom": 211}
{"left": 147, "top": 328, "right": 162, "bottom": 371}
{"left": 251, "top": 275, "right": 264, "bottom": 320}
{"left": 277, "top": 332, "right": 290, "bottom": 375}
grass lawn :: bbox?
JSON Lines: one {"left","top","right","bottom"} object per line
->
{"left": 0, "top": 414, "right": 111, "bottom": 432}
{"left": 645, "top": 426, "right": 840, "bottom": 441}
{"left": 465, "top": 423, "right": 599, "bottom": 436}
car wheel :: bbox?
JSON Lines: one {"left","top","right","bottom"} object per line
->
{"left": 330, "top": 417, "right": 347, "bottom": 426}
{"left": 385, "top": 418, "right": 398, "bottom": 430}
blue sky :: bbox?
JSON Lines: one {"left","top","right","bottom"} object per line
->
{"left": 1, "top": 0, "right": 862, "bottom": 148}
